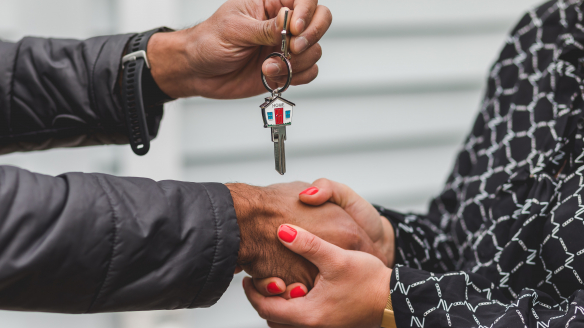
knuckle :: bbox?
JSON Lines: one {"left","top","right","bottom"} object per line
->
{"left": 307, "top": 66, "right": 319, "bottom": 82}
{"left": 313, "top": 43, "right": 323, "bottom": 61}
{"left": 335, "top": 253, "right": 352, "bottom": 269}
{"left": 262, "top": 22, "right": 275, "bottom": 44}
{"left": 320, "top": 5, "right": 333, "bottom": 23}
{"left": 313, "top": 177, "right": 330, "bottom": 188}
{"left": 348, "top": 231, "right": 361, "bottom": 250}
{"left": 302, "top": 235, "right": 322, "bottom": 257}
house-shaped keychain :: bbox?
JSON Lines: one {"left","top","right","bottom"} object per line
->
{"left": 260, "top": 96, "right": 295, "bottom": 128}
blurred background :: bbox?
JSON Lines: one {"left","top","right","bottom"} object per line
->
{"left": 0, "top": 0, "right": 543, "bottom": 327}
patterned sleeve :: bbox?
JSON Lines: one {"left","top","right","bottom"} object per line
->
{"left": 390, "top": 266, "right": 584, "bottom": 327}
{"left": 375, "top": 206, "right": 459, "bottom": 273}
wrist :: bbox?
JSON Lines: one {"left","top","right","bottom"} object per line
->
{"left": 375, "top": 267, "right": 393, "bottom": 327}
{"left": 379, "top": 216, "right": 396, "bottom": 268}
{"left": 147, "top": 29, "right": 194, "bottom": 98}
{"left": 226, "top": 183, "right": 275, "bottom": 266}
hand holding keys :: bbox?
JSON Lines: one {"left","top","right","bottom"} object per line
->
{"left": 260, "top": 10, "right": 295, "bottom": 175}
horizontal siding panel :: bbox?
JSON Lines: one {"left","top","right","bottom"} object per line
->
{"left": 181, "top": 90, "right": 479, "bottom": 156}
{"left": 314, "top": 33, "right": 506, "bottom": 88}
{"left": 322, "top": 0, "right": 544, "bottom": 27}
{"left": 180, "top": 0, "right": 544, "bottom": 30}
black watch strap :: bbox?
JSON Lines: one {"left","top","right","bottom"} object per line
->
{"left": 121, "top": 27, "right": 169, "bottom": 156}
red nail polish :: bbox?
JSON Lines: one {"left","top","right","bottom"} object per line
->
{"left": 278, "top": 225, "right": 297, "bottom": 243}
{"left": 290, "top": 286, "right": 306, "bottom": 298}
{"left": 300, "top": 187, "right": 319, "bottom": 196}
{"left": 267, "top": 282, "right": 281, "bottom": 294}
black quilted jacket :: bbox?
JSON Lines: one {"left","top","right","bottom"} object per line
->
{"left": 380, "top": 1, "right": 584, "bottom": 327}
{"left": 0, "top": 34, "right": 239, "bottom": 312}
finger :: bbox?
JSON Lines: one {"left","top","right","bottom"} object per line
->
{"left": 281, "top": 283, "right": 308, "bottom": 300}
{"left": 290, "top": 5, "right": 332, "bottom": 54}
{"left": 243, "top": 276, "right": 301, "bottom": 324}
{"left": 291, "top": 64, "right": 319, "bottom": 85}
{"left": 277, "top": 224, "right": 343, "bottom": 271}
{"left": 244, "top": 7, "right": 292, "bottom": 46}
{"left": 262, "top": 43, "right": 322, "bottom": 78}
{"left": 268, "top": 64, "right": 318, "bottom": 87}
{"left": 287, "top": 0, "right": 318, "bottom": 35}
{"left": 253, "top": 277, "right": 287, "bottom": 296}
{"left": 299, "top": 178, "right": 347, "bottom": 206}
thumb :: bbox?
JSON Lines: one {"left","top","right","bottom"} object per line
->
{"left": 299, "top": 179, "right": 382, "bottom": 239}
{"left": 299, "top": 178, "right": 363, "bottom": 208}
{"left": 244, "top": 7, "right": 291, "bottom": 46}
{"left": 277, "top": 224, "right": 343, "bottom": 271}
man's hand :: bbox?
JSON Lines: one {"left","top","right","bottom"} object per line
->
{"left": 147, "top": 0, "right": 332, "bottom": 99}
{"left": 244, "top": 225, "right": 392, "bottom": 328}
{"left": 227, "top": 182, "right": 388, "bottom": 288}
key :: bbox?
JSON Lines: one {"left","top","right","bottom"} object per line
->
{"left": 272, "top": 125, "right": 287, "bottom": 175}
{"left": 260, "top": 95, "right": 295, "bottom": 175}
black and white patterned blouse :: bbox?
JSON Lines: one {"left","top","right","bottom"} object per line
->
{"left": 378, "top": 1, "right": 584, "bottom": 327}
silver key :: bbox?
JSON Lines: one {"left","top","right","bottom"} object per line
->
{"left": 272, "top": 126, "right": 287, "bottom": 175}
{"left": 260, "top": 95, "right": 295, "bottom": 175}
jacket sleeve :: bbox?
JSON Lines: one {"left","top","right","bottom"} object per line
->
{"left": 390, "top": 265, "right": 584, "bottom": 327}
{"left": 0, "top": 165, "right": 240, "bottom": 313}
{"left": 0, "top": 34, "right": 164, "bottom": 154}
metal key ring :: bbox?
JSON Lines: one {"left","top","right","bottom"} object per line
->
{"left": 261, "top": 52, "right": 293, "bottom": 95}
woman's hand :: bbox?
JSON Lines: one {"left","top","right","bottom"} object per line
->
{"left": 147, "top": 0, "right": 331, "bottom": 99}
{"left": 299, "top": 178, "right": 395, "bottom": 267}
{"left": 244, "top": 224, "right": 392, "bottom": 328}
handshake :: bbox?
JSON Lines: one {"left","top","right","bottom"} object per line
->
{"left": 228, "top": 179, "right": 396, "bottom": 327}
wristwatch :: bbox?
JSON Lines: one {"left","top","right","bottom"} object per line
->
{"left": 381, "top": 291, "right": 396, "bottom": 328}
{"left": 120, "top": 27, "right": 173, "bottom": 156}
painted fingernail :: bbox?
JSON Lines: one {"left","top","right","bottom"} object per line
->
{"left": 300, "top": 187, "right": 319, "bottom": 196}
{"left": 278, "top": 225, "right": 297, "bottom": 243}
{"left": 266, "top": 63, "right": 280, "bottom": 76}
{"left": 290, "top": 286, "right": 306, "bottom": 298}
{"left": 296, "top": 19, "right": 306, "bottom": 33}
{"left": 294, "top": 36, "right": 309, "bottom": 53}
{"left": 267, "top": 282, "right": 281, "bottom": 294}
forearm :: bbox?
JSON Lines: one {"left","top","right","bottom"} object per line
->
{"left": 0, "top": 166, "right": 239, "bottom": 313}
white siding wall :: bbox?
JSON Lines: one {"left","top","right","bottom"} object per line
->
{"left": 0, "top": 0, "right": 544, "bottom": 327}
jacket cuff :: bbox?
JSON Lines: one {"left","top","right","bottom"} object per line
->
{"left": 93, "top": 33, "right": 165, "bottom": 141}
{"left": 188, "top": 183, "right": 240, "bottom": 308}
{"left": 390, "top": 266, "right": 432, "bottom": 328}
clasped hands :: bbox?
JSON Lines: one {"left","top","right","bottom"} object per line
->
{"left": 227, "top": 180, "right": 395, "bottom": 328}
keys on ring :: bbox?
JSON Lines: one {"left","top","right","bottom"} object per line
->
{"left": 260, "top": 10, "right": 295, "bottom": 175}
